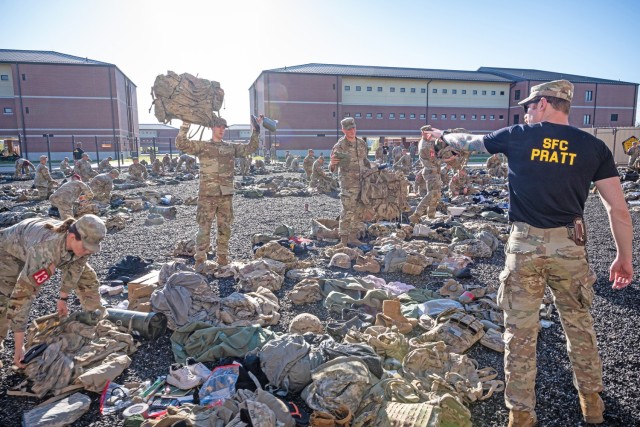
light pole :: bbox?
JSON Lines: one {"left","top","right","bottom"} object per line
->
{"left": 42, "top": 133, "right": 54, "bottom": 169}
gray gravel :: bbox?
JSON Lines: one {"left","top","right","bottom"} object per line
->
{"left": 0, "top": 170, "right": 639, "bottom": 427}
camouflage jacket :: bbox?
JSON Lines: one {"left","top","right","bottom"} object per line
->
{"left": 162, "top": 156, "right": 171, "bottom": 167}
{"left": 151, "top": 160, "right": 164, "bottom": 174}
{"left": 418, "top": 138, "right": 441, "bottom": 172}
{"left": 303, "top": 155, "right": 315, "bottom": 176}
{"left": 628, "top": 146, "right": 640, "bottom": 162}
{"left": 310, "top": 159, "right": 329, "bottom": 181}
{"left": 176, "top": 124, "right": 259, "bottom": 197}
{"left": 76, "top": 159, "right": 95, "bottom": 179}
{"left": 60, "top": 160, "right": 71, "bottom": 173}
{"left": 375, "top": 145, "right": 384, "bottom": 162}
{"left": 392, "top": 145, "right": 403, "bottom": 163}
{"left": 89, "top": 173, "right": 114, "bottom": 192}
{"left": 98, "top": 159, "right": 112, "bottom": 172}
{"left": 128, "top": 163, "right": 147, "bottom": 178}
{"left": 486, "top": 155, "right": 501, "bottom": 170}
{"left": 34, "top": 164, "right": 55, "bottom": 187}
{"left": 50, "top": 180, "right": 94, "bottom": 205}
{"left": 330, "top": 136, "right": 371, "bottom": 197}
{"left": 393, "top": 154, "right": 412, "bottom": 173}
{"left": 0, "top": 218, "right": 90, "bottom": 332}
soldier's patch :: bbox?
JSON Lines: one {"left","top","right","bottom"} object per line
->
{"left": 32, "top": 269, "right": 50, "bottom": 285}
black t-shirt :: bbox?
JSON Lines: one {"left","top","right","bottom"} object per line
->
{"left": 484, "top": 122, "right": 618, "bottom": 228}
{"left": 73, "top": 147, "right": 85, "bottom": 160}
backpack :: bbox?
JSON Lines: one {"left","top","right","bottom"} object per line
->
{"left": 409, "top": 308, "right": 485, "bottom": 354}
{"left": 150, "top": 71, "right": 225, "bottom": 127}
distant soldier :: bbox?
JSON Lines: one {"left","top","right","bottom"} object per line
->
{"left": 448, "top": 168, "right": 473, "bottom": 197}
{"left": 392, "top": 148, "right": 412, "bottom": 174}
{"left": 49, "top": 174, "right": 94, "bottom": 220}
{"left": 139, "top": 159, "right": 149, "bottom": 168}
{"left": 76, "top": 153, "right": 96, "bottom": 182}
{"left": 176, "top": 115, "right": 261, "bottom": 267}
{"left": 253, "top": 158, "right": 266, "bottom": 173}
{"left": 486, "top": 153, "right": 507, "bottom": 178}
{"left": 284, "top": 151, "right": 293, "bottom": 168}
{"left": 0, "top": 214, "right": 106, "bottom": 368}
{"left": 34, "top": 155, "right": 57, "bottom": 199}
{"left": 237, "top": 156, "right": 250, "bottom": 177}
{"left": 127, "top": 157, "right": 148, "bottom": 182}
{"left": 72, "top": 142, "right": 85, "bottom": 161}
{"left": 97, "top": 156, "right": 113, "bottom": 173}
{"left": 409, "top": 140, "right": 418, "bottom": 162}
{"left": 289, "top": 156, "right": 300, "bottom": 171}
{"left": 151, "top": 158, "right": 165, "bottom": 176}
{"left": 303, "top": 149, "right": 315, "bottom": 179}
{"left": 90, "top": 169, "right": 120, "bottom": 202}
{"left": 374, "top": 142, "right": 385, "bottom": 164}
{"left": 14, "top": 158, "right": 35, "bottom": 178}
{"left": 162, "top": 153, "right": 172, "bottom": 171}
{"left": 409, "top": 125, "right": 444, "bottom": 223}
{"left": 59, "top": 157, "right": 72, "bottom": 176}
{"left": 626, "top": 140, "right": 639, "bottom": 168}
{"left": 391, "top": 141, "right": 403, "bottom": 164}
{"left": 310, "top": 156, "right": 338, "bottom": 193}
{"left": 175, "top": 153, "right": 196, "bottom": 174}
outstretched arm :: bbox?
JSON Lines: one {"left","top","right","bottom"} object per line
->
{"left": 595, "top": 176, "right": 634, "bottom": 289}
{"left": 426, "top": 128, "right": 489, "bottom": 154}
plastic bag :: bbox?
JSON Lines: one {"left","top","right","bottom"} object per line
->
{"left": 100, "top": 381, "right": 131, "bottom": 415}
{"left": 198, "top": 364, "right": 240, "bottom": 406}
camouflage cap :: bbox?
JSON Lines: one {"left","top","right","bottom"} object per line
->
{"left": 420, "top": 125, "right": 432, "bottom": 132}
{"left": 109, "top": 169, "right": 120, "bottom": 176}
{"left": 289, "top": 313, "right": 324, "bottom": 335}
{"left": 212, "top": 117, "right": 228, "bottom": 128}
{"left": 518, "top": 79, "right": 574, "bottom": 106}
{"left": 40, "top": 155, "right": 48, "bottom": 160}
{"left": 75, "top": 214, "right": 106, "bottom": 253}
{"left": 329, "top": 253, "right": 351, "bottom": 269}
{"left": 341, "top": 117, "right": 356, "bottom": 130}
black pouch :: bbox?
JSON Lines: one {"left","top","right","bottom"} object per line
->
{"left": 570, "top": 217, "right": 586, "bottom": 246}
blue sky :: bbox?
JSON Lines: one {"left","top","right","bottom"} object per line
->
{"left": 2, "top": 0, "right": 639, "bottom": 126}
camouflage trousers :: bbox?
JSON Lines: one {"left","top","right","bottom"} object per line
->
{"left": 339, "top": 193, "right": 365, "bottom": 238}
{"left": 488, "top": 166, "right": 507, "bottom": 178}
{"left": 414, "top": 168, "right": 441, "bottom": 218}
{"left": 498, "top": 222, "right": 602, "bottom": 413}
{"left": 49, "top": 196, "right": 74, "bottom": 220}
{"left": 35, "top": 185, "right": 53, "bottom": 200}
{"left": 195, "top": 195, "right": 233, "bottom": 263}
{"left": 0, "top": 257, "right": 102, "bottom": 339}
{"left": 414, "top": 169, "right": 426, "bottom": 195}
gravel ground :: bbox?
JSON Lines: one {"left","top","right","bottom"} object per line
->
{"left": 0, "top": 169, "right": 639, "bottom": 427}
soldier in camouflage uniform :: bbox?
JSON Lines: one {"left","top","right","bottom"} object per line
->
{"left": 14, "top": 158, "right": 35, "bottom": 178}
{"left": 626, "top": 140, "right": 639, "bottom": 168}
{"left": 413, "top": 167, "right": 427, "bottom": 196}
{"left": 237, "top": 155, "right": 250, "bottom": 177}
{"left": 422, "top": 80, "right": 634, "bottom": 426}
{"left": 284, "top": 151, "right": 293, "bottom": 168}
{"left": 89, "top": 169, "right": 119, "bottom": 202}
{"left": 409, "top": 125, "right": 443, "bottom": 223}
{"left": 310, "top": 156, "right": 338, "bottom": 193}
{"left": 0, "top": 214, "right": 106, "bottom": 368}
{"left": 289, "top": 156, "right": 300, "bottom": 171}
{"left": 391, "top": 141, "right": 403, "bottom": 164}
{"left": 127, "top": 157, "right": 148, "bottom": 182}
{"left": 392, "top": 148, "right": 412, "bottom": 174}
{"left": 162, "top": 153, "right": 172, "bottom": 171}
{"left": 303, "top": 149, "right": 315, "bottom": 179}
{"left": 253, "top": 158, "right": 266, "bottom": 173}
{"left": 409, "top": 140, "right": 418, "bottom": 162}
{"left": 97, "top": 156, "right": 113, "bottom": 173}
{"left": 486, "top": 153, "right": 507, "bottom": 178}
{"left": 75, "top": 153, "right": 96, "bottom": 182}
{"left": 151, "top": 158, "right": 165, "bottom": 176}
{"left": 329, "top": 118, "right": 371, "bottom": 246}
{"left": 33, "top": 155, "right": 57, "bottom": 200}
{"left": 448, "top": 168, "right": 472, "bottom": 197}
{"left": 49, "top": 174, "right": 94, "bottom": 220}
{"left": 175, "top": 153, "right": 196, "bottom": 174}
{"left": 59, "top": 157, "right": 72, "bottom": 176}
{"left": 374, "top": 142, "right": 385, "bottom": 164}
{"left": 177, "top": 115, "right": 261, "bottom": 267}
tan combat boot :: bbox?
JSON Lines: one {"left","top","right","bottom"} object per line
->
{"left": 409, "top": 213, "right": 421, "bottom": 224}
{"left": 579, "top": 392, "right": 604, "bottom": 424}
{"left": 348, "top": 233, "right": 365, "bottom": 246}
{"left": 508, "top": 410, "right": 537, "bottom": 427}
{"left": 216, "top": 254, "right": 229, "bottom": 266}
{"left": 335, "top": 235, "right": 349, "bottom": 248}
{"left": 375, "top": 299, "right": 417, "bottom": 334}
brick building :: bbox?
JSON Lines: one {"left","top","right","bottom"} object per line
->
{"left": 139, "top": 123, "right": 179, "bottom": 155}
{"left": 249, "top": 63, "right": 638, "bottom": 151}
{"left": 0, "top": 49, "right": 138, "bottom": 161}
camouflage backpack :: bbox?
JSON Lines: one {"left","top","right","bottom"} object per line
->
{"left": 409, "top": 308, "right": 485, "bottom": 354}
{"left": 150, "top": 70, "right": 225, "bottom": 127}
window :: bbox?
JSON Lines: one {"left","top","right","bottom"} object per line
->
{"left": 411, "top": 88, "right": 416, "bottom": 93}
{"left": 400, "top": 88, "right": 406, "bottom": 93}
{"left": 585, "top": 90, "right": 593, "bottom": 102}
{"left": 399, "top": 113, "right": 405, "bottom": 119}
{"left": 611, "top": 113, "right": 618, "bottom": 122}
{"left": 431, "top": 114, "right": 437, "bottom": 119}
{"left": 332, "top": 111, "right": 336, "bottom": 117}
{"left": 514, "top": 90, "right": 521, "bottom": 100}
{"left": 3, "top": 107, "right": 13, "bottom": 114}
{"left": 442, "top": 89, "right": 448, "bottom": 94}
{"left": 410, "top": 113, "right": 416, "bottom": 119}
{"left": 460, "top": 114, "right": 466, "bottom": 120}
{"left": 344, "top": 113, "right": 351, "bottom": 117}
{"left": 376, "top": 113, "right": 383, "bottom": 119}
{"left": 500, "top": 91, "right": 505, "bottom": 95}
{"left": 317, "top": 134, "right": 326, "bottom": 137}
{"left": 482, "top": 90, "right": 487, "bottom": 95}
{"left": 25, "top": 107, "right": 30, "bottom": 114}
{"left": 452, "top": 89, "right": 457, "bottom": 94}
{"left": 441, "top": 114, "right": 446, "bottom": 119}
{"left": 366, "top": 113, "right": 372, "bottom": 119}
{"left": 333, "top": 83, "right": 336, "bottom": 90}
{"left": 514, "top": 114, "right": 520, "bottom": 124}
{"left": 481, "top": 115, "right": 486, "bottom": 120}
{"left": 420, "top": 114, "right": 426, "bottom": 119}
{"left": 491, "top": 91, "right": 496, "bottom": 95}
{"left": 499, "top": 115, "right": 504, "bottom": 120}
{"left": 421, "top": 88, "right": 426, "bottom": 93}
{"left": 389, "top": 113, "right": 395, "bottom": 119}
{"left": 490, "top": 115, "right": 495, "bottom": 120}
{"left": 461, "top": 90, "right": 467, "bottom": 94}
{"left": 345, "top": 85, "right": 351, "bottom": 91}
{"left": 356, "top": 86, "right": 361, "bottom": 91}
{"left": 451, "top": 114, "right": 457, "bottom": 120}
{"left": 473, "top": 90, "right": 478, "bottom": 95}
{"left": 355, "top": 112, "right": 361, "bottom": 118}
{"left": 0, "top": 75, "right": 8, "bottom": 81}
{"left": 471, "top": 114, "right": 477, "bottom": 120}
{"left": 583, "top": 114, "right": 591, "bottom": 125}
{"left": 377, "top": 86, "right": 383, "bottom": 92}
{"left": 21, "top": 74, "right": 26, "bottom": 81}
{"left": 367, "top": 86, "right": 372, "bottom": 92}
{"left": 432, "top": 88, "right": 437, "bottom": 93}
{"left": 390, "top": 87, "right": 395, "bottom": 92}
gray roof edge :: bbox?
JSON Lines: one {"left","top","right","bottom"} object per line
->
{"left": 479, "top": 66, "right": 638, "bottom": 86}
{"left": 0, "top": 49, "right": 112, "bottom": 66}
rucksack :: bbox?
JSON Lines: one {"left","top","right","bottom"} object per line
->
{"left": 150, "top": 71, "right": 225, "bottom": 127}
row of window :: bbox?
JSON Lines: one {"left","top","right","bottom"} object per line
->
{"left": 344, "top": 112, "right": 505, "bottom": 121}
{"left": 344, "top": 85, "right": 505, "bottom": 96}
{"left": 514, "top": 89, "right": 596, "bottom": 103}
{"left": 0, "top": 74, "right": 26, "bottom": 81}
{"left": 3, "top": 107, "right": 31, "bottom": 115}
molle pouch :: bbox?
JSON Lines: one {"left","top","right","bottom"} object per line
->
{"left": 571, "top": 217, "right": 586, "bottom": 246}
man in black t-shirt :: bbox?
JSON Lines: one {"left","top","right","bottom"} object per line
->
{"left": 72, "top": 142, "right": 85, "bottom": 161}
{"left": 423, "top": 80, "right": 633, "bottom": 427}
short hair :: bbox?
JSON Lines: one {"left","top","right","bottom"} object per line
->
{"left": 526, "top": 96, "right": 570, "bottom": 114}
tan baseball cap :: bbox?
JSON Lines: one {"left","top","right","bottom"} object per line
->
{"left": 75, "top": 214, "right": 106, "bottom": 253}
{"left": 420, "top": 125, "right": 432, "bottom": 131}
{"left": 341, "top": 117, "right": 356, "bottom": 130}
{"left": 518, "top": 79, "right": 574, "bottom": 106}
